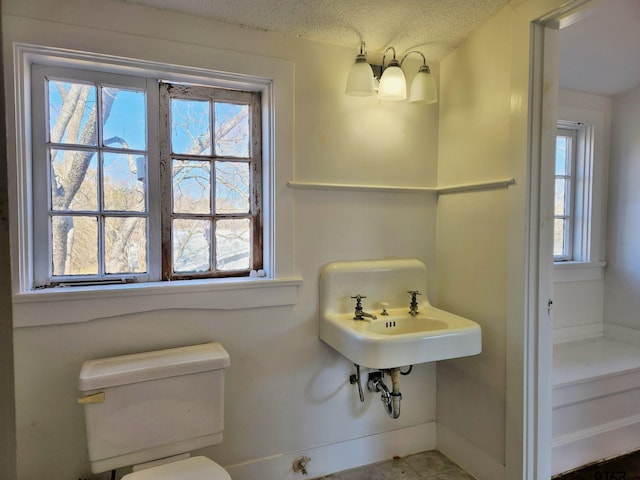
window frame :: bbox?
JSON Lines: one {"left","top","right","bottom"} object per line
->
{"left": 553, "top": 119, "right": 597, "bottom": 265}
{"left": 30, "top": 66, "right": 266, "bottom": 288}
{"left": 158, "top": 82, "right": 263, "bottom": 280}
{"left": 554, "top": 126, "right": 578, "bottom": 262}
{"left": 31, "top": 65, "right": 161, "bottom": 287}
{"left": 11, "top": 43, "right": 299, "bottom": 326}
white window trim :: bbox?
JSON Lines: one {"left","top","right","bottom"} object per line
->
{"left": 553, "top": 92, "right": 610, "bottom": 283}
{"left": 11, "top": 43, "right": 300, "bottom": 327}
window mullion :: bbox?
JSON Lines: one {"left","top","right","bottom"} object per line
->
{"left": 158, "top": 82, "right": 173, "bottom": 281}
{"left": 211, "top": 100, "right": 217, "bottom": 275}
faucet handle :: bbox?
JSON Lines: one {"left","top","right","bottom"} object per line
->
{"left": 351, "top": 295, "right": 366, "bottom": 310}
{"left": 407, "top": 290, "right": 422, "bottom": 316}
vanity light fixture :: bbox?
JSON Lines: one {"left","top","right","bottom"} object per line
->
{"left": 345, "top": 42, "right": 438, "bottom": 104}
{"left": 378, "top": 47, "right": 406, "bottom": 101}
{"left": 345, "top": 42, "right": 376, "bottom": 97}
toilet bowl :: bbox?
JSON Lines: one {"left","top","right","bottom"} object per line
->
{"left": 122, "top": 456, "right": 230, "bottom": 480}
{"left": 79, "top": 343, "right": 232, "bottom": 479}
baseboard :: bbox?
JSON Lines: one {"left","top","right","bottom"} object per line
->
{"left": 436, "top": 423, "right": 505, "bottom": 480}
{"left": 604, "top": 324, "right": 640, "bottom": 346}
{"left": 224, "top": 422, "right": 436, "bottom": 480}
{"left": 552, "top": 414, "right": 640, "bottom": 476}
{"left": 553, "top": 323, "right": 603, "bottom": 344}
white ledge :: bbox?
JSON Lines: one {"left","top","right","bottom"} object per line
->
{"left": 437, "top": 178, "right": 516, "bottom": 195}
{"left": 287, "top": 178, "right": 515, "bottom": 195}
{"left": 287, "top": 181, "right": 437, "bottom": 193}
{"left": 13, "top": 276, "right": 303, "bottom": 328}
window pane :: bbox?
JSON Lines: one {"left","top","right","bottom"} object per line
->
{"left": 215, "top": 218, "right": 250, "bottom": 271}
{"left": 105, "top": 217, "right": 147, "bottom": 274}
{"left": 103, "top": 153, "right": 146, "bottom": 212}
{"left": 173, "top": 218, "right": 211, "bottom": 273}
{"left": 102, "top": 87, "right": 146, "bottom": 150}
{"left": 172, "top": 160, "right": 211, "bottom": 214}
{"left": 48, "top": 80, "right": 97, "bottom": 146}
{"left": 50, "top": 149, "right": 98, "bottom": 211}
{"left": 215, "top": 103, "right": 249, "bottom": 157}
{"left": 555, "top": 178, "right": 566, "bottom": 216}
{"left": 171, "top": 99, "right": 211, "bottom": 155}
{"left": 554, "top": 218, "right": 566, "bottom": 257}
{"left": 556, "top": 136, "right": 568, "bottom": 175}
{"left": 51, "top": 215, "right": 98, "bottom": 275}
{"left": 215, "top": 162, "right": 249, "bottom": 214}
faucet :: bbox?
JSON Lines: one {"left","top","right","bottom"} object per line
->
{"left": 351, "top": 295, "right": 377, "bottom": 320}
{"left": 407, "top": 290, "right": 422, "bottom": 316}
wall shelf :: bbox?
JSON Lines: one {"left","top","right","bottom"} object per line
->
{"left": 287, "top": 178, "right": 515, "bottom": 195}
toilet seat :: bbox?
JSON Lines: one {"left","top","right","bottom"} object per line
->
{"left": 122, "top": 456, "right": 231, "bottom": 480}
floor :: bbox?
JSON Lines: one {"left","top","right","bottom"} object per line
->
{"left": 554, "top": 450, "right": 640, "bottom": 480}
{"left": 312, "top": 450, "right": 475, "bottom": 480}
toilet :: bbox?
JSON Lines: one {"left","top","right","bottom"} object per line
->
{"left": 78, "top": 342, "right": 232, "bottom": 479}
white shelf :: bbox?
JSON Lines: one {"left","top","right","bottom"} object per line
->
{"left": 287, "top": 178, "right": 515, "bottom": 195}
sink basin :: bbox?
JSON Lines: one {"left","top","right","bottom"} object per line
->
{"left": 319, "top": 259, "right": 481, "bottom": 369}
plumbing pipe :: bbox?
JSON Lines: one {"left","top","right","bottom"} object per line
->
{"left": 390, "top": 368, "right": 402, "bottom": 419}
{"left": 367, "top": 371, "right": 402, "bottom": 419}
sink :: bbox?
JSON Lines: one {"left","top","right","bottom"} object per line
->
{"left": 362, "top": 314, "right": 448, "bottom": 335}
{"left": 319, "top": 258, "right": 481, "bottom": 369}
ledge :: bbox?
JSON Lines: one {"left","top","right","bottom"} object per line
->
{"left": 13, "top": 276, "right": 303, "bottom": 328}
{"left": 287, "top": 181, "right": 437, "bottom": 193}
{"left": 287, "top": 178, "right": 515, "bottom": 195}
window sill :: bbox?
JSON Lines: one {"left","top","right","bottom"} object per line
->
{"left": 553, "top": 261, "right": 606, "bottom": 283}
{"left": 12, "top": 276, "right": 303, "bottom": 328}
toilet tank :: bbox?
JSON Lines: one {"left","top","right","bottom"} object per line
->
{"left": 79, "top": 343, "right": 230, "bottom": 474}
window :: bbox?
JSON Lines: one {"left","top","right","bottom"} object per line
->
{"left": 554, "top": 127, "right": 577, "bottom": 261}
{"left": 553, "top": 121, "right": 594, "bottom": 263}
{"left": 159, "top": 83, "right": 262, "bottom": 280}
{"left": 31, "top": 65, "right": 262, "bottom": 287}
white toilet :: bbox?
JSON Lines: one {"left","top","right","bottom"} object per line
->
{"left": 78, "top": 342, "right": 232, "bottom": 479}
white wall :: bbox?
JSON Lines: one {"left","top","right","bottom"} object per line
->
{"left": 0, "top": 15, "right": 17, "bottom": 480}
{"left": 553, "top": 90, "right": 611, "bottom": 343}
{"left": 435, "top": 1, "right": 566, "bottom": 479}
{"left": 436, "top": 7, "right": 512, "bottom": 474}
{"left": 604, "top": 83, "right": 640, "bottom": 331}
{"left": 2, "top": 1, "right": 440, "bottom": 479}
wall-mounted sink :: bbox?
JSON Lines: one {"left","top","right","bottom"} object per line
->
{"left": 319, "top": 258, "right": 481, "bottom": 369}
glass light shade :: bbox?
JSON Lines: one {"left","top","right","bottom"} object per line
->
{"left": 345, "top": 55, "right": 375, "bottom": 96}
{"left": 409, "top": 67, "right": 437, "bottom": 104}
{"left": 378, "top": 62, "right": 406, "bottom": 101}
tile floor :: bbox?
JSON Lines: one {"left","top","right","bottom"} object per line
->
{"left": 312, "top": 450, "right": 475, "bottom": 480}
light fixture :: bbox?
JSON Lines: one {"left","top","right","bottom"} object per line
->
{"left": 378, "top": 47, "right": 406, "bottom": 101}
{"left": 345, "top": 43, "right": 438, "bottom": 104}
{"left": 345, "top": 42, "right": 375, "bottom": 96}
{"left": 402, "top": 51, "right": 438, "bottom": 104}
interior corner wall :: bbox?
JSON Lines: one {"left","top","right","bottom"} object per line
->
{"left": 603, "top": 83, "right": 640, "bottom": 331}
{"left": 435, "top": 6, "right": 513, "bottom": 479}
{"left": 435, "top": 1, "right": 567, "bottom": 478}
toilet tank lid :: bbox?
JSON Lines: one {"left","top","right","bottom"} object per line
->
{"left": 79, "top": 342, "right": 230, "bottom": 391}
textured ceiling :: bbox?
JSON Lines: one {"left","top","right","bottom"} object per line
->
{"left": 119, "top": 0, "right": 511, "bottom": 61}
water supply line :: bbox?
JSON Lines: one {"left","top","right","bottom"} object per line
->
{"left": 367, "top": 369, "right": 402, "bottom": 419}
